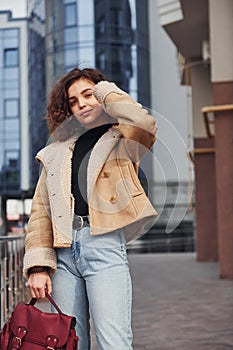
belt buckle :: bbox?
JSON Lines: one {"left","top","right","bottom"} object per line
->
{"left": 77, "top": 215, "right": 84, "bottom": 229}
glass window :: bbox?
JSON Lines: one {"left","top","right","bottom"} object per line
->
{"left": 5, "top": 150, "right": 19, "bottom": 168}
{"left": 4, "top": 38, "right": 18, "bottom": 48}
{"left": 64, "top": 3, "right": 77, "bottom": 27}
{"left": 5, "top": 139, "right": 19, "bottom": 151}
{"left": 96, "top": 51, "right": 105, "bottom": 71}
{"left": 5, "top": 118, "right": 20, "bottom": 134}
{"left": 96, "top": 16, "right": 105, "bottom": 37}
{"left": 4, "top": 89, "right": 19, "bottom": 99}
{"left": 4, "top": 67, "right": 19, "bottom": 80}
{"left": 110, "top": 8, "right": 123, "bottom": 37}
{"left": 111, "top": 8, "right": 123, "bottom": 26}
{"left": 4, "top": 29, "right": 18, "bottom": 39}
{"left": 65, "top": 48, "right": 78, "bottom": 66}
{"left": 5, "top": 99, "right": 19, "bottom": 118}
{"left": 4, "top": 48, "right": 19, "bottom": 67}
{"left": 111, "top": 48, "right": 121, "bottom": 73}
{"left": 64, "top": 27, "right": 77, "bottom": 44}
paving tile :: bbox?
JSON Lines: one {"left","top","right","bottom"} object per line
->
{"left": 128, "top": 253, "right": 233, "bottom": 350}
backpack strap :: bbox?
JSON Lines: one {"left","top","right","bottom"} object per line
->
{"left": 46, "top": 335, "right": 58, "bottom": 349}
{"left": 11, "top": 326, "right": 27, "bottom": 349}
{"left": 29, "top": 292, "right": 63, "bottom": 314}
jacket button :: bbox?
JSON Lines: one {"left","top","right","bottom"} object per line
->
{"left": 110, "top": 196, "right": 117, "bottom": 204}
{"left": 103, "top": 171, "right": 110, "bottom": 178}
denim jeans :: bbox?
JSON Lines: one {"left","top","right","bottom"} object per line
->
{"left": 51, "top": 226, "right": 133, "bottom": 350}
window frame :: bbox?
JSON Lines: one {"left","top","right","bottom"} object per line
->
{"left": 64, "top": 2, "right": 77, "bottom": 27}
{"left": 4, "top": 48, "right": 19, "bottom": 67}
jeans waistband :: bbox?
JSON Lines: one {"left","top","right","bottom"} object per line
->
{"left": 72, "top": 226, "right": 126, "bottom": 248}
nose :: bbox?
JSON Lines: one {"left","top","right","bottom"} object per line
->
{"left": 78, "top": 96, "right": 86, "bottom": 109}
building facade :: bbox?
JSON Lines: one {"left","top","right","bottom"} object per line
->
{"left": 157, "top": 0, "right": 233, "bottom": 279}
{"left": 27, "top": 0, "right": 152, "bottom": 190}
{"left": 0, "top": 11, "right": 29, "bottom": 233}
{"left": 27, "top": 0, "right": 47, "bottom": 187}
{"left": 43, "top": 0, "right": 150, "bottom": 105}
{"left": 0, "top": 11, "right": 29, "bottom": 195}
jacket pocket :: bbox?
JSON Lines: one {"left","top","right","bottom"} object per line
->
{"left": 120, "top": 162, "right": 144, "bottom": 196}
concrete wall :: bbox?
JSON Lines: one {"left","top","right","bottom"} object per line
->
{"left": 148, "top": 0, "right": 192, "bottom": 183}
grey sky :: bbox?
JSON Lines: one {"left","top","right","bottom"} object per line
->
{"left": 0, "top": 0, "right": 26, "bottom": 17}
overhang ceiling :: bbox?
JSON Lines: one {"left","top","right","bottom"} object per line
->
{"left": 161, "top": 0, "right": 209, "bottom": 59}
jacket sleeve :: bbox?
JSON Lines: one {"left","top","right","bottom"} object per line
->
{"left": 23, "top": 167, "right": 57, "bottom": 278}
{"left": 93, "top": 81, "right": 158, "bottom": 156}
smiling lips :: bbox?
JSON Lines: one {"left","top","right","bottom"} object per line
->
{"left": 79, "top": 109, "right": 93, "bottom": 117}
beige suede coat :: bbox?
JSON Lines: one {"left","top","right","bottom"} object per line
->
{"left": 23, "top": 82, "right": 158, "bottom": 277}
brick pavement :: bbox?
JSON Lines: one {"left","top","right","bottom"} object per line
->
{"left": 128, "top": 253, "right": 233, "bottom": 350}
{"left": 37, "top": 253, "right": 233, "bottom": 349}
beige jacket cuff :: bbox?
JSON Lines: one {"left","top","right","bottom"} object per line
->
{"left": 93, "top": 81, "right": 127, "bottom": 104}
{"left": 23, "top": 247, "right": 57, "bottom": 279}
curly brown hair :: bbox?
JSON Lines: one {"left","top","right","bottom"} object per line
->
{"left": 46, "top": 68, "right": 107, "bottom": 140}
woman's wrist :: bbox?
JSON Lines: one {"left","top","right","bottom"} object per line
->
{"left": 28, "top": 266, "right": 50, "bottom": 276}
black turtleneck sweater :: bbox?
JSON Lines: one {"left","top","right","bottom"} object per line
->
{"left": 71, "top": 124, "right": 112, "bottom": 216}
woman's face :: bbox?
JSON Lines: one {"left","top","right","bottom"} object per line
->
{"left": 67, "top": 78, "right": 108, "bottom": 129}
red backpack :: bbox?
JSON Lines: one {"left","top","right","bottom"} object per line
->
{"left": 0, "top": 292, "right": 78, "bottom": 349}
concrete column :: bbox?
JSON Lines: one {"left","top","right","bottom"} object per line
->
{"left": 194, "top": 138, "right": 218, "bottom": 261}
{"left": 213, "top": 84, "right": 233, "bottom": 279}
{"left": 189, "top": 63, "right": 216, "bottom": 261}
{"left": 209, "top": 0, "right": 233, "bottom": 279}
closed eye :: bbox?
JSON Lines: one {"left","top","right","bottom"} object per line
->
{"left": 83, "top": 91, "right": 93, "bottom": 98}
{"left": 69, "top": 99, "right": 77, "bottom": 107}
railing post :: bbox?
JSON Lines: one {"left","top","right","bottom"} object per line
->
{"left": 0, "top": 235, "right": 28, "bottom": 330}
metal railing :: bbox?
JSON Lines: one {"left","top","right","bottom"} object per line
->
{"left": 127, "top": 220, "right": 195, "bottom": 254}
{"left": 0, "top": 234, "right": 28, "bottom": 330}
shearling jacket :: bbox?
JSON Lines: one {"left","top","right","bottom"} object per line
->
{"left": 23, "top": 82, "right": 158, "bottom": 277}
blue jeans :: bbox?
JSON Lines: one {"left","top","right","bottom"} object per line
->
{"left": 51, "top": 226, "right": 133, "bottom": 350}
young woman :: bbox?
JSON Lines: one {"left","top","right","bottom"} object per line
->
{"left": 23, "top": 67, "right": 157, "bottom": 349}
